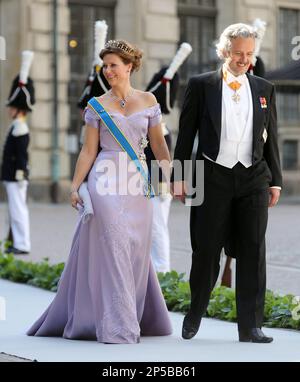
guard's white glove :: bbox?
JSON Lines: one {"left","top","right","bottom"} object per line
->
{"left": 15, "top": 169, "right": 25, "bottom": 181}
{"left": 15, "top": 170, "right": 27, "bottom": 188}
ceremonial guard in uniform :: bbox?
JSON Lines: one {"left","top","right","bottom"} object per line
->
{"left": 75, "top": 20, "right": 110, "bottom": 218}
{"left": 77, "top": 20, "right": 110, "bottom": 146}
{"left": 145, "top": 43, "right": 192, "bottom": 273}
{"left": 1, "top": 51, "right": 35, "bottom": 255}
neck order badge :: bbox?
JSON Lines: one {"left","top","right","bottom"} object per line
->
{"left": 223, "top": 71, "right": 242, "bottom": 103}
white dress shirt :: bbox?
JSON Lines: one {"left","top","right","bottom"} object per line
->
{"left": 203, "top": 67, "right": 281, "bottom": 190}
{"left": 215, "top": 67, "right": 253, "bottom": 168}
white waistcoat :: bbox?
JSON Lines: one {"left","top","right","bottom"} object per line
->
{"left": 215, "top": 71, "right": 253, "bottom": 169}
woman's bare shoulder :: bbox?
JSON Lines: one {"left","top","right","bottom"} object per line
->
{"left": 96, "top": 93, "right": 109, "bottom": 101}
{"left": 135, "top": 90, "right": 157, "bottom": 107}
{"left": 95, "top": 93, "right": 111, "bottom": 107}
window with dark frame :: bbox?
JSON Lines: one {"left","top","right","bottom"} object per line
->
{"left": 277, "top": 9, "right": 300, "bottom": 126}
{"left": 177, "top": 0, "right": 217, "bottom": 106}
{"left": 278, "top": 8, "right": 300, "bottom": 67}
{"left": 282, "top": 140, "right": 298, "bottom": 170}
{"left": 277, "top": 89, "right": 300, "bottom": 124}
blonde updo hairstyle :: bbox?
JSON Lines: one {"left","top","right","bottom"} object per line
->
{"left": 100, "top": 40, "right": 143, "bottom": 73}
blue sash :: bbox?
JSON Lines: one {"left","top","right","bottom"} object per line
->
{"left": 88, "top": 97, "right": 154, "bottom": 198}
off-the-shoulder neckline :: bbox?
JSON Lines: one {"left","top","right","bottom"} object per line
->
{"left": 92, "top": 102, "right": 160, "bottom": 118}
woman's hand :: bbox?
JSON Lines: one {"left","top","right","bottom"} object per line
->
{"left": 170, "top": 181, "right": 187, "bottom": 204}
{"left": 70, "top": 190, "right": 83, "bottom": 210}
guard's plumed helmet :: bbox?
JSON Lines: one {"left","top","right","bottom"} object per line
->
{"left": 77, "top": 67, "right": 110, "bottom": 110}
{"left": 78, "top": 20, "right": 110, "bottom": 110}
{"left": 6, "top": 51, "right": 35, "bottom": 112}
{"left": 146, "top": 67, "right": 179, "bottom": 115}
{"left": 145, "top": 43, "right": 192, "bottom": 114}
{"left": 248, "top": 19, "right": 266, "bottom": 77}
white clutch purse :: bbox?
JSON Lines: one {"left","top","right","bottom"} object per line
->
{"left": 77, "top": 182, "right": 94, "bottom": 223}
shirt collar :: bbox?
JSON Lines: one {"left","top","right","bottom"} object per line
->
{"left": 13, "top": 116, "right": 27, "bottom": 123}
{"left": 222, "top": 64, "right": 247, "bottom": 84}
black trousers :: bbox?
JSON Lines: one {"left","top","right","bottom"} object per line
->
{"left": 189, "top": 159, "right": 271, "bottom": 329}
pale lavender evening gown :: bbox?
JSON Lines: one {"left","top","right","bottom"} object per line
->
{"left": 27, "top": 103, "right": 172, "bottom": 344}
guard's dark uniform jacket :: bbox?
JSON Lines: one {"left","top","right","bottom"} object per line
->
{"left": 1, "top": 119, "right": 30, "bottom": 182}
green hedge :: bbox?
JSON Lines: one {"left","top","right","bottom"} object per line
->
{"left": 0, "top": 244, "right": 299, "bottom": 331}
{"left": 157, "top": 271, "right": 300, "bottom": 330}
{"left": 0, "top": 242, "right": 64, "bottom": 292}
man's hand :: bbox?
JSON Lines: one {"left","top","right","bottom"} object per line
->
{"left": 269, "top": 188, "right": 281, "bottom": 207}
{"left": 170, "top": 181, "right": 187, "bottom": 204}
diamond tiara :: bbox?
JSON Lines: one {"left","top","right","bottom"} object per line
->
{"left": 104, "top": 40, "right": 135, "bottom": 55}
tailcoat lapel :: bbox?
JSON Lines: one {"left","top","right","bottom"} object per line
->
{"left": 205, "top": 70, "right": 266, "bottom": 146}
{"left": 205, "top": 68, "right": 223, "bottom": 140}
{"left": 246, "top": 73, "right": 265, "bottom": 145}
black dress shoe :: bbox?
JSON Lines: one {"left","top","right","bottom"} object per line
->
{"left": 182, "top": 314, "right": 201, "bottom": 340}
{"left": 5, "top": 247, "right": 29, "bottom": 255}
{"left": 239, "top": 328, "right": 273, "bottom": 343}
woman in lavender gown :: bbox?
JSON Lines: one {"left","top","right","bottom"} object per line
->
{"left": 27, "top": 40, "right": 172, "bottom": 344}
